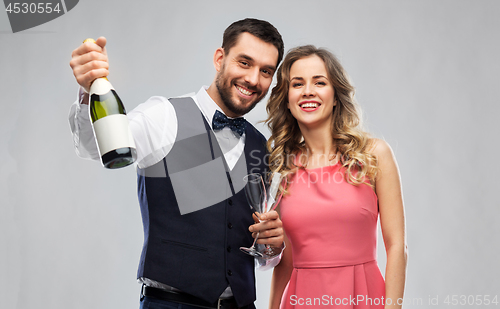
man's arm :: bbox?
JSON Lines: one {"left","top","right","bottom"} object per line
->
{"left": 249, "top": 210, "right": 284, "bottom": 248}
{"left": 68, "top": 91, "right": 179, "bottom": 167}
{"left": 69, "top": 37, "right": 109, "bottom": 93}
{"left": 268, "top": 233, "right": 293, "bottom": 309}
{"left": 68, "top": 87, "right": 99, "bottom": 160}
{"left": 68, "top": 37, "right": 109, "bottom": 160}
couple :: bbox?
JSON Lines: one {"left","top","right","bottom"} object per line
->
{"left": 68, "top": 18, "right": 407, "bottom": 309}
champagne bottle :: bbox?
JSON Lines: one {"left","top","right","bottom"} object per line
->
{"left": 85, "top": 38, "right": 137, "bottom": 169}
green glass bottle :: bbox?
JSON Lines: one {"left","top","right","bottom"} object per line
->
{"left": 85, "top": 39, "right": 137, "bottom": 169}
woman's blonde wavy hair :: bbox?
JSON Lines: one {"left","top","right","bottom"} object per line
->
{"left": 265, "top": 45, "right": 378, "bottom": 194}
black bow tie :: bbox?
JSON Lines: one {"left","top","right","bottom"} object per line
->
{"left": 212, "top": 110, "right": 246, "bottom": 136}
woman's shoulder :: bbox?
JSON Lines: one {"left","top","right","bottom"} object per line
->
{"left": 367, "top": 138, "right": 395, "bottom": 160}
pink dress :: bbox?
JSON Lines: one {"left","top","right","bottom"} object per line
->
{"left": 279, "top": 163, "right": 385, "bottom": 308}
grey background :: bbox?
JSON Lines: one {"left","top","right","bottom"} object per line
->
{"left": 1, "top": 1, "right": 499, "bottom": 308}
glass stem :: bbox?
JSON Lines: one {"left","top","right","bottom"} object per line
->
{"left": 251, "top": 232, "right": 260, "bottom": 249}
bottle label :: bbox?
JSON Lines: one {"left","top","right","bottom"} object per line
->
{"left": 90, "top": 78, "right": 114, "bottom": 95}
{"left": 92, "top": 114, "right": 136, "bottom": 156}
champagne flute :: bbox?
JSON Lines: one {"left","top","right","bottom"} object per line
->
{"left": 266, "top": 172, "right": 283, "bottom": 213}
{"left": 260, "top": 172, "right": 284, "bottom": 257}
{"left": 240, "top": 173, "right": 267, "bottom": 258}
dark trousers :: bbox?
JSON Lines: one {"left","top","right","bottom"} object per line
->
{"left": 140, "top": 295, "right": 203, "bottom": 309}
{"left": 139, "top": 295, "right": 256, "bottom": 309}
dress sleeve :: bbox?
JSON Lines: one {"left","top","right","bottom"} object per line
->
{"left": 127, "top": 96, "right": 177, "bottom": 169}
{"left": 255, "top": 242, "right": 285, "bottom": 271}
{"left": 68, "top": 88, "right": 178, "bottom": 169}
{"left": 68, "top": 87, "right": 99, "bottom": 161}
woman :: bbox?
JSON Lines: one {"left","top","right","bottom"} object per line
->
{"left": 266, "top": 45, "right": 407, "bottom": 309}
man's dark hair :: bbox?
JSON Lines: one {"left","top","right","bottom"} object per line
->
{"left": 222, "top": 18, "right": 284, "bottom": 66}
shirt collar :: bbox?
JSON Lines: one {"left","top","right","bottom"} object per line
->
{"left": 194, "top": 86, "right": 244, "bottom": 130}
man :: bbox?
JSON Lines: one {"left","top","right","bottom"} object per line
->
{"left": 68, "top": 19, "right": 284, "bottom": 309}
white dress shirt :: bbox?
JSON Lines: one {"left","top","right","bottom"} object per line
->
{"left": 68, "top": 85, "right": 281, "bottom": 298}
{"left": 69, "top": 86, "right": 247, "bottom": 298}
{"left": 69, "top": 86, "right": 245, "bottom": 171}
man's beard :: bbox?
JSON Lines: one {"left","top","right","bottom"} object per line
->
{"left": 215, "top": 65, "right": 265, "bottom": 116}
